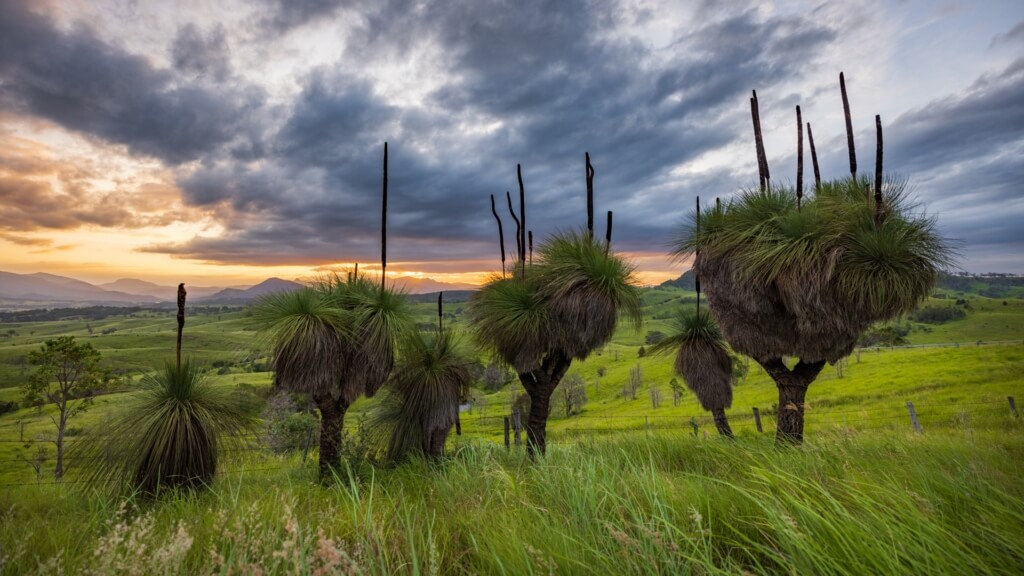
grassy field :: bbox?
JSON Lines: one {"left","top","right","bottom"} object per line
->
{"left": 1, "top": 289, "right": 1023, "bottom": 574}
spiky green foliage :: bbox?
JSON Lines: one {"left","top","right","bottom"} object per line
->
{"left": 370, "top": 329, "right": 474, "bottom": 461}
{"left": 467, "top": 268, "right": 552, "bottom": 373}
{"left": 469, "top": 231, "right": 642, "bottom": 371}
{"left": 75, "top": 359, "right": 254, "bottom": 494}
{"left": 535, "top": 230, "right": 643, "bottom": 359}
{"left": 251, "top": 287, "right": 349, "bottom": 397}
{"left": 651, "top": 309, "right": 733, "bottom": 411}
{"left": 253, "top": 276, "right": 413, "bottom": 404}
{"left": 673, "top": 177, "right": 953, "bottom": 363}
{"left": 328, "top": 275, "right": 415, "bottom": 402}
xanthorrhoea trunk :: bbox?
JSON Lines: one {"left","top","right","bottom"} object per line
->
{"left": 519, "top": 349, "right": 571, "bottom": 457}
{"left": 711, "top": 407, "right": 733, "bottom": 438}
{"left": 758, "top": 358, "right": 826, "bottom": 444}
{"left": 424, "top": 426, "right": 451, "bottom": 459}
{"left": 313, "top": 393, "right": 349, "bottom": 480}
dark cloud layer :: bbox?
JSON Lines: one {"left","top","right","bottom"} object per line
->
{"left": 165, "top": 1, "right": 843, "bottom": 266}
{"left": 172, "top": 23, "right": 232, "bottom": 81}
{"left": 1, "top": 0, "right": 1021, "bottom": 272}
{"left": 255, "top": 0, "right": 347, "bottom": 33}
{"left": 0, "top": 1, "right": 262, "bottom": 165}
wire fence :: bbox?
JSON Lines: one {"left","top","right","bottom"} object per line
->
{"left": 1, "top": 396, "right": 1019, "bottom": 489}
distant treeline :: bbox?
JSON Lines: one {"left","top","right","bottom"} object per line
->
{"left": 0, "top": 305, "right": 240, "bottom": 323}
{"left": 936, "top": 273, "right": 1024, "bottom": 298}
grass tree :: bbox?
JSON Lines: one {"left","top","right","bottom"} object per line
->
{"left": 370, "top": 326, "right": 473, "bottom": 461}
{"left": 674, "top": 75, "right": 952, "bottom": 443}
{"left": 469, "top": 156, "right": 641, "bottom": 456}
{"left": 78, "top": 359, "right": 254, "bottom": 494}
{"left": 254, "top": 275, "right": 412, "bottom": 478}
{"left": 253, "top": 286, "right": 350, "bottom": 478}
{"left": 651, "top": 309, "right": 735, "bottom": 437}
{"left": 76, "top": 284, "right": 255, "bottom": 494}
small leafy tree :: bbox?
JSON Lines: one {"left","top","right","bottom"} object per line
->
{"left": 24, "top": 336, "right": 106, "bottom": 479}
{"left": 482, "top": 358, "right": 514, "bottom": 392}
{"left": 559, "top": 373, "right": 587, "bottom": 417}
{"left": 669, "top": 378, "right": 684, "bottom": 406}
{"left": 645, "top": 331, "right": 666, "bottom": 345}
{"left": 625, "top": 364, "right": 641, "bottom": 400}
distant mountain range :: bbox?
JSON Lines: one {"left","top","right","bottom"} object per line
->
{"left": 197, "top": 278, "right": 304, "bottom": 303}
{"left": 0, "top": 271, "right": 163, "bottom": 304}
{"left": 0, "top": 270, "right": 478, "bottom": 306}
{"left": 99, "top": 278, "right": 229, "bottom": 299}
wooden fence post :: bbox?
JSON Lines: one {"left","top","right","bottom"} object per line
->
{"left": 503, "top": 417, "right": 510, "bottom": 450}
{"left": 301, "top": 425, "right": 314, "bottom": 463}
{"left": 752, "top": 407, "right": 763, "bottom": 433}
{"left": 645, "top": 415, "right": 650, "bottom": 434}
{"left": 513, "top": 409, "right": 522, "bottom": 446}
{"left": 906, "top": 401, "right": 922, "bottom": 432}
{"left": 1010, "top": 396, "right": 1018, "bottom": 418}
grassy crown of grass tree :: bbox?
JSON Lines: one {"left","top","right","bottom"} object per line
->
{"left": 470, "top": 231, "right": 642, "bottom": 369}
{"left": 369, "top": 329, "right": 474, "bottom": 461}
{"left": 651, "top": 309, "right": 733, "bottom": 413}
{"left": 674, "top": 177, "right": 952, "bottom": 364}
{"left": 75, "top": 359, "right": 254, "bottom": 494}
{"left": 252, "top": 287, "right": 350, "bottom": 398}
{"left": 469, "top": 265, "right": 552, "bottom": 374}
{"left": 328, "top": 274, "right": 414, "bottom": 403}
{"left": 534, "top": 230, "right": 643, "bottom": 359}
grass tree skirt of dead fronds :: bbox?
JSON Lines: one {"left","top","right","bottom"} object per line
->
{"left": 534, "top": 230, "right": 643, "bottom": 360}
{"left": 368, "top": 329, "right": 473, "bottom": 461}
{"left": 652, "top": 309, "right": 735, "bottom": 437}
{"left": 675, "top": 177, "right": 953, "bottom": 365}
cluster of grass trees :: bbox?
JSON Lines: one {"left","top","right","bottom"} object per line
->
{"left": 16, "top": 73, "right": 952, "bottom": 497}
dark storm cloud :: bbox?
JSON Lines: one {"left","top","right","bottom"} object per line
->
{"left": 255, "top": 0, "right": 347, "bottom": 33}
{"left": 158, "top": 1, "right": 842, "bottom": 267}
{"left": 171, "top": 23, "right": 232, "bottom": 81}
{"left": 1, "top": 0, "right": 1018, "bottom": 273}
{"left": 885, "top": 59, "right": 1024, "bottom": 182}
{"left": 17, "top": 0, "right": 962, "bottom": 270}
{"left": 0, "top": 1, "right": 262, "bottom": 165}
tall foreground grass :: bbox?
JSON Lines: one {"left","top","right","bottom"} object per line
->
{"left": 2, "top": 429, "right": 1023, "bottom": 574}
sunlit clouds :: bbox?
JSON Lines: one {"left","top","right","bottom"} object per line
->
{"left": 1, "top": 0, "right": 1022, "bottom": 287}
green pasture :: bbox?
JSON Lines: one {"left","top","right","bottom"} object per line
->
{"left": 0, "top": 289, "right": 1023, "bottom": 574}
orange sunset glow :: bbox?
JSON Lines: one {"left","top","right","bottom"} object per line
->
{"left": 1, "top": 0, "right": 1021, "bottom": 299}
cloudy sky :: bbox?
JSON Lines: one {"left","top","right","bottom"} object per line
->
{"left": 0, "top": 0, "right": 1021, "bottom": 287}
